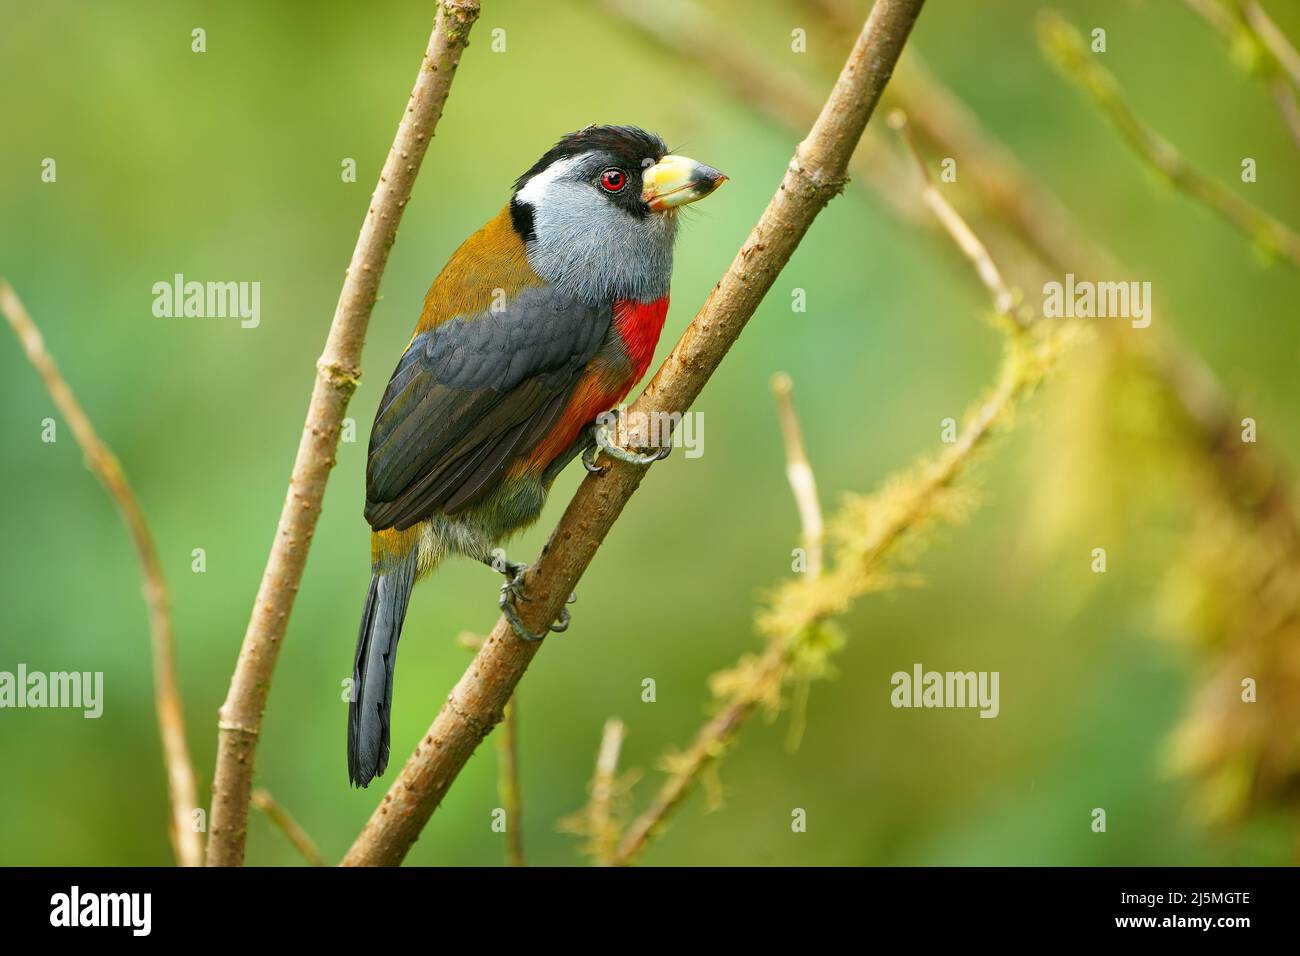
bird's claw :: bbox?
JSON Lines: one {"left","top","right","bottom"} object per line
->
{"left": 581, "top": 441, "right": 607, "bottom": 475}
{"left": 593, "top": 419, "right": 671, "bottom": 467}
{"left": 495, "top": 562, "right": 574, "bottom": 644}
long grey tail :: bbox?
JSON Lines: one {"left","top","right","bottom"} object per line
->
{"left": 348, "top": 549, "right": 417, "bottom": 788}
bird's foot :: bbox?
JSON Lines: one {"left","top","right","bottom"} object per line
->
{"left": 491, "top": 557, "right": 576, "bottom": 643}
{"left": 484, "top": 552, "right": 529, "bottom": 596}
{"left": 590, "top": 414, "right": 672, "bottom": 469}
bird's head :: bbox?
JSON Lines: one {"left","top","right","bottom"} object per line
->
{"left": 509, "top": 125, "right": 726, "bottom": 304}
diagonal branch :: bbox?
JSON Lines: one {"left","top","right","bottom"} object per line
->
{"left": 1182, "top": 0, "right": 1300, "bottom": 150}
{"left": 1239, "top": 0, "right": 1300, "bottom": 90}
{"left": 888, "top": 109, "right": 1022, "bottom": 324}
{"left": 251, "top": 788, "right": 325, "bottom": 867}
{"left": 205, "top": 0, "right": 481, "bottom": 867}
{"left": 341, "top": 0, "right": 929, "bottom": 868}
{"left": 0, "top": 281, "right": 202, "bottom": 867}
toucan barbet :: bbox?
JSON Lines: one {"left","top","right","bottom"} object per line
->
{"left": 349, "top": 125, "right": 726, "bottom": 787}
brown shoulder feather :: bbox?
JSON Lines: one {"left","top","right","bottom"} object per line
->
{"left": 415, "top": 205, "right": 540, "bottom": 334}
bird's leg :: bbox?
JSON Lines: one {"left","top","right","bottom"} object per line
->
{"left": 483, "top": 552, "right": 529, "bottom": 599}
{"left": 483, "top": 552, "right": 575, "bottom": 643}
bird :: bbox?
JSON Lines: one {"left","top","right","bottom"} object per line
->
{"left": 348, "top": 125, "right": 726, "bottom": 787}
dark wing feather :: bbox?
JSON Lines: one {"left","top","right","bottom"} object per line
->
{"left": 364, "top": 285, "right": 610, "bottom": 531}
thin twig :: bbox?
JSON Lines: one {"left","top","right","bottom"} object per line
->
{"left": 770, "top": 373, "right": 825, "bottom": 577}
{"left": 0, "top": 281, "right": 202, "bottom": 868}
{"left": 250, "top": 788, "right": 325, "bottom": 867}
{"left": 770, "top": 372, "right": 824, "bottom": 752}
{"left": 1182, "top": 0, "right": 1300, "bottom": 150}
{"left": 1040, "top": 10, "right": 1300, "bottom": 270}
{"left": 557, "top": 717, "right": 631, "bottom": 865}
{"left": 497, "top": 697, "right": 525, "bottom": 867}
{"left": 888, "top": 109, "right": 1022, "bottom": 324}
{"left": 341, "top": 0, "right": 929, "bottom": 868}
{"left": 589, "top": 718, "right": 626, "bottom": 867}
{"left": 1240, "top": 0, "right": 1300, "bottom": 90}
{"left": 205, "top": 0, "right": 481, "bottom": 867}
{"left": 1266, "top": 77, "right": 1300, "bottom": 151}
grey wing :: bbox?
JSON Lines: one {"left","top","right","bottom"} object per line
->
{"left": 364, "top": 285, "right": 611, "bottom": 531}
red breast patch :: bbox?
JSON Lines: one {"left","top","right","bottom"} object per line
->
{"left": 613, "top": 296, "right": 669, "bottom": 382}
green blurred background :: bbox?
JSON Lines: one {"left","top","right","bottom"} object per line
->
{"left": 2, "top": 0, "right": 1297, "bottom": 866}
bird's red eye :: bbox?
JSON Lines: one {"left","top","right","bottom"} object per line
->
{"left": 599, "top": 168, "right": 626, "bottom": 192}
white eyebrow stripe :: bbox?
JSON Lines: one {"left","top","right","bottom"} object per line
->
{"left": 515, "top": 154, "right": 586, "bottom": 207}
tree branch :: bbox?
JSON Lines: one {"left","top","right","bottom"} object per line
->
{"left": 205, "top": 0, "right": 480, "bottom": 867}
{"left": 0, "top": 280, "right": 202, "bottom": 867}
{"left": 341, "top": 0, "right": 928, "bottom": 868}
{"left": 1040, "top": 10, "right": 1300, "bottom": 270}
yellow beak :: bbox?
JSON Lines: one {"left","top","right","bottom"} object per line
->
{"left": 641, "top": 154, "right": 727, "bottom": 212}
